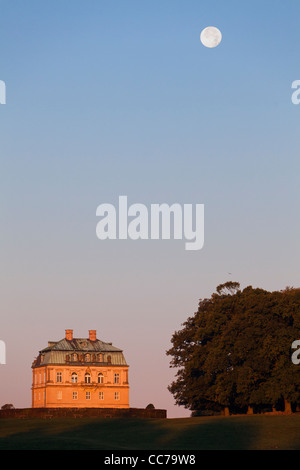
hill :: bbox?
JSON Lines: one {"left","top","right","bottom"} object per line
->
{"left": 0, "top": 415, "right": 300, "bottom": 450}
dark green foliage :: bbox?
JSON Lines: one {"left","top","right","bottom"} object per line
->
{"left": 167, "top": 282, "right": 300, "bottom": 413}
{"left": 1, "top": 404, "right": 14, "bottom": 410}
{"left": 145, "top": 404, "right": 155, "bottom": 409}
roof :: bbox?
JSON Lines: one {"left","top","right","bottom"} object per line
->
{"left": 32, "top": 337, "right": 128, "bottom": 368}
{"left": 40, "top": 337, "right": 123, "bottom": 353}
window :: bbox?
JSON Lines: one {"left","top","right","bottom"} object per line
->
{"left": 98, "top": 373, "right": 104, "bottom": 384}
{"left": 99, "top": 391, "right": 104, "bottom": 400}
{"left": 86, "top": 391, "right": 91, "bottom": 400}
{"left": 107, "top": 355, "right": 111, "bottom": 364}
{"left": 98, "top": 353, "right": 103, "bottom": 362}
{"left": 114, "top": 373, "right": 120, "bottom": 384}
{"left": 56, "top": 372, "right": 62, "bottom": 383}
{"left": 114, "top": 392, "right": 120, "bottom": 401}
{"left": 85, "top": 354, "right": 90, "bottom": 362}
{"left": 72, "top": 353, "right": 78, "bottom": 361}
{"left": 73, "top": 392, "right": 78, "bottom": 400}
{"left": 85, "top": 373, "right": 91, "bottom": 384}
{"left": 71, "top": 372, "right": 78, "bottom": 383}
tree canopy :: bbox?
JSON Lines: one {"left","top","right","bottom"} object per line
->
{"left": 167, "top": 282, "right": 300, "bottom": 415}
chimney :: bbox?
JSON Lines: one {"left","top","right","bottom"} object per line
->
{"left": 65, "top": 329, "right": 73, "bottom": 341}
{"left": 89, "top": 330, "right": 97, "bottom": 342}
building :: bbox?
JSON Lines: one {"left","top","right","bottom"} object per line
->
{"left": 31, "top": 329, "right": 129, "bottom": 409}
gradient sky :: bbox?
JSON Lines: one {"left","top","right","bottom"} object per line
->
{"left": 0, "top": 0, "right": 300, "bottom": 417}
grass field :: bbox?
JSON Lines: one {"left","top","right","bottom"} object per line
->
{"left": 0, "top": 415, "right": 299, "bottom": 450}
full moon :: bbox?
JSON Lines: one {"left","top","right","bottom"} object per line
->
{"left": 200, "top": 26, "right": 222, "bottom": 48}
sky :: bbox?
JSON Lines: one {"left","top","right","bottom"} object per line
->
{"left": 0, "top": 0, "right": 300, "bottom": 418}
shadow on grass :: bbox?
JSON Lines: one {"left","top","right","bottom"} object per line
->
{"left": 0, "top": 415, "right": 300, "bottom": 450}
{"left": 0, "top": 418, "right": 167, "bottom": 450}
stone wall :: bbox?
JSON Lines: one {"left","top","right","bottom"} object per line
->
{"left": 0, "top": 407, "right": 167, "bottom": 419}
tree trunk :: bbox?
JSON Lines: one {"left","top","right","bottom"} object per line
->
{"left": 224, "top": 407, "right": 230, "bottom": 417}
{"left": 247, "top": 405, "right": 254, "bottom": 415}
{"left": 284, "top": 399, "right": 292, "bottom": 415}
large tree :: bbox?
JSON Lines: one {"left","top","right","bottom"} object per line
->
{"left": 167, "top": 282, "right": 300, "bottom": 415}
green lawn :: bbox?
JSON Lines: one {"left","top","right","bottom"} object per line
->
{"left": 0, "top": 415, "right": 299, "bottom": 450}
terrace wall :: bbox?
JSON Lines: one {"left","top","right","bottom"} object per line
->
{"left": 0, "top": 407, "right": 167, "bottom": 419}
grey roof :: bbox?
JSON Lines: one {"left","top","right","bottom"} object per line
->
{"left": 40, "top": 338, "right": 123, "bottom": 353}
{"left": 32, "top": 337, "right": 128, "bottom": 368}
